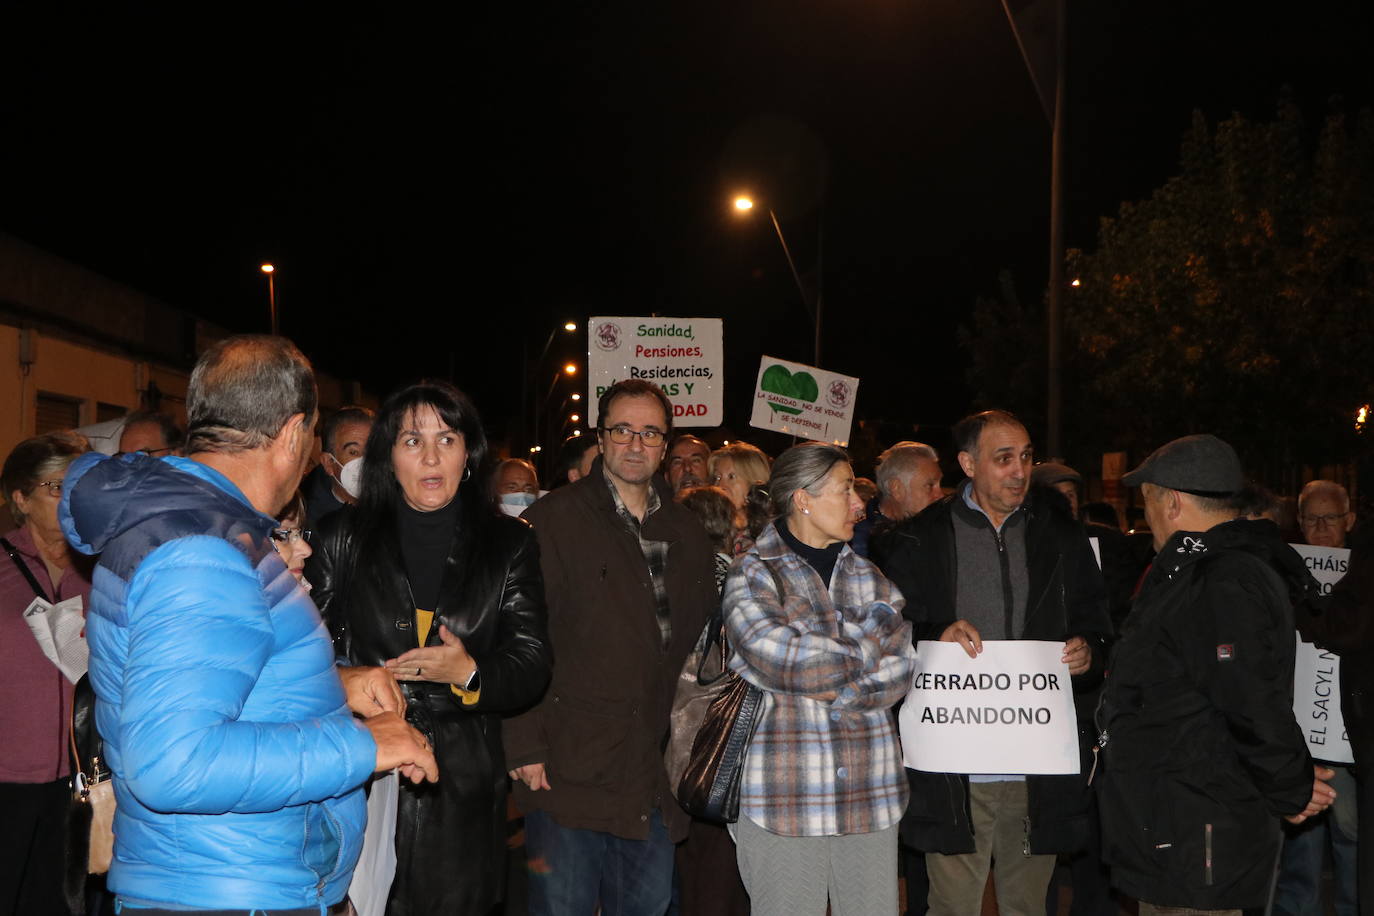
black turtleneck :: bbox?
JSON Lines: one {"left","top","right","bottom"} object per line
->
{"left": 396, "top": 497, "right": 460, "bottom": 612}
{"left": 778, "top": 516, "right": 844, "bottom": 587}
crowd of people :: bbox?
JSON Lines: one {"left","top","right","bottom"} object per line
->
{"left": 0, "top": 333, "right": 1369, "bottom": 916}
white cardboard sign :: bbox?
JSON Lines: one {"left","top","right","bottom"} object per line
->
{"left": 899, "top": 640, "right": 1079, "bottom": 775}
{"left": 748, "top": 356, "right": 859, "bottom": 446}
{"left": 1290, "top": 543, "right": 1353, "bottom": 765}
{"left": 587, "top": 317, "right": 723, "bottom": 428}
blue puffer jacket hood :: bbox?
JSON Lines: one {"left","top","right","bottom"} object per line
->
{"left": 60, "top": 452, "right": 376, "bottom": 910}
{"left": 61, "top": 451, "right": 271, "bottom": 555}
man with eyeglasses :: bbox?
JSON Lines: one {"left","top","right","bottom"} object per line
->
{"left": 116, "top": 409, "right": 183, "bottom": 458}
{"left": 1297, "top": 479, "right": 1355, "bottom": 549}
{"left": 1273, "top": 479, "right": 1359, "bottom": 916}
{"left": 505, "top": 378, "right": 717, "bottom": 916}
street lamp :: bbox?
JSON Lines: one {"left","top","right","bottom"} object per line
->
{"left": 733, "top": 194, "right": 822, "bottom": 365}
{"left": 260, "top": 264, "right": 277, "bottom": 335}
{"left": 523, "top": 320, "right": 578, "bottom": 454}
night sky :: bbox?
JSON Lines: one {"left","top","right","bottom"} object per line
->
{"left": 4, "top": 1, "right": 1372, "bottom": 453}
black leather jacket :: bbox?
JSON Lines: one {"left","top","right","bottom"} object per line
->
{"left": 307, "top": 505, "right": 551, "bottom": 916}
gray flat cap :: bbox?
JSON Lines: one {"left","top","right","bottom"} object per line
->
{"left": 1031, "top": 462, "right": 1082, "bottom": 488}
{"left": 1122, "top": 434, "right": 1243, "bottom": 494}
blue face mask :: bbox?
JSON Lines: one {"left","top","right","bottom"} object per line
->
{"left": 499, "top": 492, "right": 537, "bottom": 516}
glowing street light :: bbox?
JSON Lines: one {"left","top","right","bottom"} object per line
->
{"left": 732, "top": 193, "right": 819, "bottom": 364}
{"left": 1070, "top": 278, "right": 1081, "bottom": 287}
{"left": 564, "top": 363, "right": 577, "bottom": 375}
{"left": 570, "top": 413, "right": 580, "bottom": 423}
{"left": 260, "top": 263, "right": 277, "bottom": 334}
{"left": 564, "top": 321, "right": 577, "bottom": 332}
{"left": 571, "top": 393, "right": 581, "bottom": 401}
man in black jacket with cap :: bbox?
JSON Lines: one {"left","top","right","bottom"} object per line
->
{"left": 1096, "top": 434, "right": 1335, "bottom": 914}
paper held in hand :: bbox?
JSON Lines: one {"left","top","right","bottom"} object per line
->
{"left": 23, "top": 595, "right": 88, "bottom": 683}
{"left": 1289, "top": 543, "right": 1354, "bottom": 765}
{"left": 899, "top": 640, "right": 1079, "bottom": 775}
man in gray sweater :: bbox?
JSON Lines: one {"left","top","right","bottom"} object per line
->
{"left": 871, "top": 410, "right": 1111, "bottom": 916}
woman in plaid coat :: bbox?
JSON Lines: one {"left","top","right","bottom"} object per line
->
{"left": 725, "top": 443, "right": 918, "bottom": 915}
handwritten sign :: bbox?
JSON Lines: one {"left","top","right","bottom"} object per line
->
{"left": 748, "top": 356, "right": 859, "bottom": 446}
{"left": 899, "top": 640, "right": 1079, "bottom": 775}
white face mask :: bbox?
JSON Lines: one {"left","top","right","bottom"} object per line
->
{"left": 499, "top": 492, "right": 537, "bottom": 516}
{"left": 335, "top": 457, "right": 364, "bottom": 500}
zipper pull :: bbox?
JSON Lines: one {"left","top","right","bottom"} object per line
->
{"left": 1086, "top": 744, "right": 1100, "bottom": 786}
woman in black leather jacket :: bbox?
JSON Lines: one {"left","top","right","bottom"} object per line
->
{"left": 307, "top": 380, "right": 552, "bottom": 916}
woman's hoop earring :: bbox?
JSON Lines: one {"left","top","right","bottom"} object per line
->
{"left": 462, "top": 466, "right": 472, "bottom": 482}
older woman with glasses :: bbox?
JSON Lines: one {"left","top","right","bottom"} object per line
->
{"left": 0, "top": 431, "right": 94, "bottom": 914}
{"left": 724, "top": 442, "right": 917, "bottom": 915}
{"left": 270, "top": 491, "right": 313, "bottom": 587}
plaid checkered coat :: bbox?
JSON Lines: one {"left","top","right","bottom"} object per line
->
{"left": 726, "top": 522, "right": 916, "bottom": 837}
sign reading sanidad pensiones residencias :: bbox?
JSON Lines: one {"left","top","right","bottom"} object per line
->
{"left": 588, "top": 318, "right": 724, "bottom": 428}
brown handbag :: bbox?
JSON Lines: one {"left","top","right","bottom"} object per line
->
{"left": 69, "top": 675, "right": 115, "bottom": 875}
{"left": 666, "top": 614, "right": 763, "bottom": 824}
{"left": 666, "top": 560, "right": 786, "bottom": 824}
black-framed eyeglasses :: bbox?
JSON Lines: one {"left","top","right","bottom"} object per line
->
{"left": 269, "top": 527, "right": 312, "bottom": 544}
{"left": 600, "top": 426, "right": 666, "bottom": 448}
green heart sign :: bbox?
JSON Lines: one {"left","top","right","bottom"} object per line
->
{"left": 760, "top": 364, "right": 819, "bottom": 415}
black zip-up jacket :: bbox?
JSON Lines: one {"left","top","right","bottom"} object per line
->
{"left": 870, "top": 487, "right": 1112, "bottom": 855}
{"left": 1096, "top": 519, "right": 1315, "bottom": 909}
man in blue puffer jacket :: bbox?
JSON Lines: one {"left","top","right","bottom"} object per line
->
{"left": 60, "top": 335, "right": 438, "bottom": 915}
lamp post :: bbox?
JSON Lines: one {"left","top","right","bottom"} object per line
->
{"left": 534, "top": 363, "right": 579, "bottom": 478}
{"left": 733, "top": 195, "right": 822, "bottom": 366}
{"left": 260, "top": 264, "right": 277, "bottom": 335}
{"left": 523, "top": 321, "right": 578, "bottom": 453}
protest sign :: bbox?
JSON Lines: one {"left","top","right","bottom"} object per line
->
{"left": 899, "top": 640, "right": 1079, "bottom": 775}
{"left": 748, "top": 356, "right": 859, "bottom": 446}
{"left": 587, "top": 317, "right": 724, "bottom": 427}
{"left": 1291, "top": 543, "right": 1353, "bottom": 765}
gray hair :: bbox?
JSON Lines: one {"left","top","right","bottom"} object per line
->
{"left": 1299, "top": 479, "right": 1350, "bottom": 515}
{"left": 185, "top": 336, "right": 318, "bottom": 455}
{"left": 321, "top": 405, "right": 375, "bottom": 455}
{"left": 120, "top": 409, "right": 184, "bottom": 453}
{"left": 768, "top": 442, "right": 850, "bottom": 520}
{"left": 2, "top": 431, "right": 91, "bottom": 525}
{"left": 876, "top": 441, "right": 939, "bottom": 497}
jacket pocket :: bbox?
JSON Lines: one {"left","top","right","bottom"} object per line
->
{"left": 545, "top": 692, "right": 633, "bottom": 791}
{"left": 1098, "top": 768, "right": 1173, "bottom": 880}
